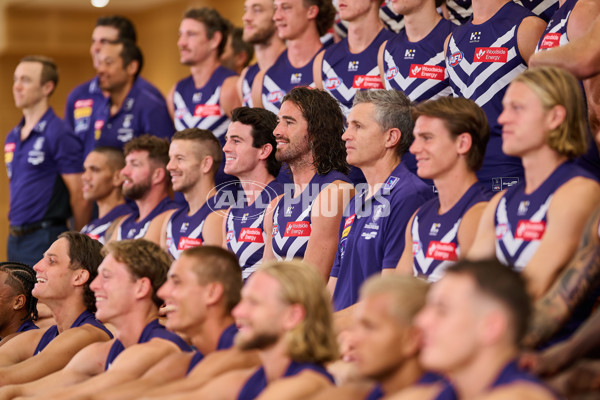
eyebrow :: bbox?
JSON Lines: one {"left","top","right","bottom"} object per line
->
{"left": 280, "top": 115, "right": 296, "bottom": 123}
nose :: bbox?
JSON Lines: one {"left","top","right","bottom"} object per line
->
{"left": 273, "top": 5, "right": 283, "bottom": 21}
{"left": 409, "top": 138, "right": 420, "bottom": 155}
{"left": 89, "top": 275, "right": 101, "bottom": 293}
{"left": 341, "top": 127, "right": 351, "bottom": 142}
{"left": 157, "top": 280, "right": 171, "bottom": 302}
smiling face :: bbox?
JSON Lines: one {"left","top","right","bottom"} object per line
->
{"left": 157, "top": 255, "right": 210, "bottom": 335}
{"left": 90, "top": 25, "right": 119, "bottom": 68}
{"left": 232, "top": 271, "right": 288, "bottom": 350}
{"left": 223, "top": 121, "right": 264, "bottom": 178}
{"left": 410, "top": 115, "right": 463, "bottom": 180}
{"left": 167, "top": 139, "right": 204, "bottom": 194}
{"left": 121, "top": 150, "right": 153, "bottom": 200}
{"left": 273, "top": 0, "right": 313, "bottom": 40}
{"left": 89, "top": 253, "right": 139, "bottom": 324}
{"left": 499, "top": 81, "right": 552, "bottom": 159}
{"left": 243, "top": 0, "right": 277, "bottom": 44}
{"left": 32, "top": 238, "right": 76, "bottom": 302}
{"left": 273, "top": 100, "right": 311, "bottom": 165}
{"left": 96, "top": 43, "right": 132, "bottom": 93}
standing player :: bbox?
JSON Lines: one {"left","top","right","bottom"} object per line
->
{"left": 262, "top": 87, "right": 354, "bottom": 281}
{"left": 238, "top": 0, "right": 286, "bottom": 107}
{"left": 329, "top": 90, "right": 433, "bottom": 314}
{"left": 445, "top": 0, "right": 546, "bottom": 191}
{"left": 80, "top": 147, "right": 134, "bottom": 244}
{"left": 396, "top": 97, "right": 491, "bottom": 282}
{"left": 314, "top": 0, "right": 394, "bottom": 117}
{"left": 223, "top": 107, "right": 283, "bottom": 279}
{"left": 468, "top": 67, "right": 600, "bottom": 302}
{"left": 251, "top": 0, "right": 336, "bottom": 113}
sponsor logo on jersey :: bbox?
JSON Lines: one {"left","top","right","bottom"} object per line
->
{"left": 517, "top": 200, "right": 530, "bottom": 216}
{"left": 178, "top": 236, "right": 203, "bottom": 250}
{"left": 469, "top": 31, "right": 481, "bottom": 43}
{"left": 94, "top": 120, "right": 105, "bottom": 140}
{"left": 226, "top": 230, "right": 234, "bottom": 243}
{"left": 515, "top": 220, "right": 546, "bottom": 241}
{"left": 539, "top": 33, "right": 561, "bottom": 49}
{"left": 267, "top": 91, "right": 284, "bottom": 104}
{"left": 496, "top": 223, "right": 509, "bottom": 239}
{"left": 426, "top": 241, "right": 458, "bottom": 261}
{"left": 448, "top": 51, "right": 464, "bottom": 67}
{"left": 239, "top": 227, "right": 264, "bottom": 243}
{"left": 341, "top": 226, "right": 352, "bottom": 239}
{"left": 385, "top": 66, "right": 398, "bottom": 80}
{"left": 344, "top": 214, "right": 356, "bottom": 228}
{"left": 272, "top": 224, "right": 279, "bottom": 236}
{"left": 474, "top": 47, "right": 508, "bottom": 63}
{"left": 352, "top": 75, "right": 384, "bottom": 89}
{"left": 192, "top": 92, "right": 202, "bottom": 103}
{"left": 429, "top": 223, "right": 441, "bottom": 236}
{"left": 290, "top": 73, "right": 302, "bottom": 84}
{"left": 412, "top": 241, "right": 421, "bottom": 255}
{"left": 284, "top": 221, "right": 311, "bottom": 237}
{"left": 175, "top": 108, "right": 186, "bottom": 119}
{"left": 409, "top": 64, "right": 445, "bottom": 81}
{"left": 348, "top": 61, "right": 359, "bottom": 71}
{"left": 384, "top": 176, "right": 399, "bottom": 191}
{"left": 74, "top": 99, "right": 93, "bottom": 119}
{"left": 194, "top": 104, "right": 222, "bottom": 117}
{"left": 404, "top": 49, "right": 416, "bottom": 59}
{"left": 325, "top": 77, "right": 341, "bottom": 90}
{"left": 4, "top": 142, "right": 15, "bottom": 164}
{"left": 86, "top": 233, "right": 100, "bottom": 241}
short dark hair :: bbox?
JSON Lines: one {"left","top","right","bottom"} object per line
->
{"left": 96, "top": 15, "right": 137, "bottom": 42}
{"left": 446, "top": 259, "right": 531, "bottom": 345}
{"left": 353, "top": 90, "right": 414, "bottom": 157}
{"left": 183, "top": 8, "right": 231, "bottom": 57}
{"left": 124, "top": 134, "right": 170, "bottom": 168}
{"left": 282, "top": 87, "right": 349, "bottom": 175}
{"left": 412, "top": 97, "right": 490, "bottom": 171}
{"left": 230, "top": 27, "right": 254, "bottom": 69}
{"left": 58, "top": 232, "right": 104, "bottom": 313}
{"left": 0, "top": 262, "right": 38, "bottom": 322}
{"left": 231, "top": 107, "right": 281, "bottom": 177}
{"left": 305, "top": 0, "right": 336, "bottom": 36}
{"left": 103, "top": 239, "right": 172, "bottom": 308}
{"left": 181, "top": 246, "right": 243, "bottom": 314}
{"left": 172, "top": 128, "right": 223, "bottom": 178}
{"left": 90, "top": 146, "right": 125, "bottom": 171}
{"left": 108, "top": 38, "right": 143, "bottom": 78}
{"left": 19, "top": 55, "right": 58, "bottom": 96}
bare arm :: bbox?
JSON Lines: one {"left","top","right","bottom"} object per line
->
{"left": 202, "top": 210, "right": 226, "bottom": 246}
{"left": 304, "top": 182, "right": 355, "bottom": 281}
{"left": 0, "top": 329, "right": 44, "bottom": 367}
{"left": 516, "top": 15, "right": 547, "bottom": 65}
{"left": 62, "top": 173, "right": 92, "bottom": 231}
{"left": 396, "top": 212, "right": 417, "bottom": 275}
{"left": 221, "top": 76, "right": 242, "bottom": 119}
{"left": 156, "top": 209, "right": 176, "bottom": 250}
{"left": 0, "top": 324, "right": 110, "bottom": 386}
{"left": 456, "top": 202, "right": 488, "bottom": 257}
{"left": 257, "top": 370, "right": 334, "bottom": 400}
{"left": 312, "top": 50, "right": 325, "bottom": 90}
{"left": 251, "top": 70, "right": 266, "bottom": 109}
{"left": 261, "top": 195, "right": 282, "bottom": 264}
{"left": 144, "top": 209, "right": 175, "bottom": 246}
{"left": 166, "top": 84, "right": 176, "bottom": 121}
{"left": 522, "top": 206, "right": 600, "bottom": 349}
{"left": 466, "top": 192, "right": 503, "bottom": 261}
{"left": 524, "top": 178, "right": 600, "bottom": 299}
{"left": 377, "top": 41, "right": 387, "bottom": 87}
{"left": 237, "top": 67, "right": 249, "bottom": 105}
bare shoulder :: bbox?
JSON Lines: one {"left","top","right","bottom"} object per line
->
{"left": 385, "top": 383, "right": 445, "bottom": 400}
{"left": 478, "top": 382, "right": 557, "bottom": 400}
{"left": 309, "top": 382, "right": 373, "bottom": 400}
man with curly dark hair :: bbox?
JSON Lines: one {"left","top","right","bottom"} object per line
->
{"left": 263, "top": 87, "right": 354, "bottom": 281}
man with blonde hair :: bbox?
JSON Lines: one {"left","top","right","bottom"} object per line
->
{"left": 179, "top": 260, "right": 338, "bottom": 399}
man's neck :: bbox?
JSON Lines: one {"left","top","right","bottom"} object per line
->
{"left": 20, "top": 102, "right": 49, "bottom": 141}
{"left": 183, "top": 178, "right": 215, "bottom": 215}
{"left": 255, "top": 36, "right": 287, "bottom": 71}
{"left": 403, "top": 4, "right": 443, "bottom": 43}
{"left": 135, "top": 188, "right": 169, "bottom": 222}
{"left": 472, "top": 0, "right": 509, "bottom": 24}
{"left": 189, "top": 312, "right": 236, "bottom": 355}
{"left": 111, "top": 307, "right": 159, "bottom": 348}
{"left": 434, "top": 168, "right": 479, "bottom": 214}
{"left": 259, "top": 341, "right": 294, "bottom": 383}
{"left": 380, "top": 357, "right": 424, "bottom": 395}
{"left": 96, "top": 192, "right": 126, "bottom": 220}
{"left": 0, "top": 314, "right": 28, "bottom": 339}
{"left": 359, "top": 154, "right": 400, "bottom": 198}
{"left": 45, "top": 298, "right": 88, "bottom": 334}
{"left": 522, "top": 149, "right": 567, "bottom": 195}
{"left": 189, "top": 57, "right": 221, "bottom": 89}
{"left": 346, "top": 12, "right": 385, "bottom": 53}
{"left": 289, "top": 161, "right": 317, "bottom": 197}
{"left": 109, "top": 80, "right": 134, "bottom": 116}
{"left": 286, "top": 28, "right": 322, "bottom": 68}
{"left": 237, "top": 168, "right": 276, "bottom": 205}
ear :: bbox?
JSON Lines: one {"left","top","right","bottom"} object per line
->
{"left": 135, "top": 276, "right": 153, "bottom": 300}
{"left": 125, "top": 60, "right": 139, "bottom": 77}
{"left": 401, "top": 326, "right": 422, "bottom": 358}
{"left": 41, "top": 81, "right": 55, "bottom": 97}
{"left": 480, "top": 309, "right": 508, "bottom": 346}
{"left": 205, "top": 282, "right": 225, "bottom": 307}
{"left": 73, "top": 268, "right": 90, "bottom": 287}
{"left": 13, "top": 294, "right": 26, "bottom": 311}
{"left": 201, "top": 156, "right": 215, "bottom": 174}
{"left": 151, "top": 166, "right": 167, "bottom": 185}
{"left": 112, "top": 168, "right": 125, "bottom": 188}
{"left": 306, "top": 4, "right": 319, "bottom": 20}
{"left": 210, "top": 31, "right": 223, "bottom": 52}
{"left": 455, "top": 132, "right": 473, "bottom": 156}
{"left": 282, "top": 303, "right": 306, "bottom": 330}
{"left": 385, "top": 128, "right": 402, "bottom": 150}
{"left": 547, "top": 105, "right": 566, "bottom": 131}
{"left": 259, "top": 143, "right": 273, "bottom": 161}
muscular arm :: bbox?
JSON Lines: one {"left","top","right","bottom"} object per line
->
{"left": 261, "top": 196, "right": 283, "bottom": 264}
{"left": 257, "top": 370, "right": 334, "bottom": 400}
{"left": 0, "top": 329, "right": 43, "bottom": 367}
{"left": 396, "top": 212, "right": 417, "bottom": 275}
{"left": 516, "top": 15, "right": 547, "bottom": 65}
{"left": 166, "top": 85, "right": 176, "bottom": 121}
{"left": 456, "top": 202, "right": 488, "bottom": 257}
{"left": 304, "top": 182, "right": 355, "bottom": 281}
{"left": 221, "top": 76, "right": 242, "bottom": 118}
{"left": 524, "top": 179, "right": 600, "bottom": 299}
{"left": 251, "top": 70, "right": 266, "bottom": 109}
{"left": 0, "top": 324, "right": 110, "bottom": 386}
{"left": 202, "top": 210, "right": 226, "bottom": 246}
{"left": 312, "top": 50, "right": 325, "bottom": 90}
{"left": 522, "top": 206, "right": 600, "bottom": 349}
{"left": 377, "top": 41, "right": 388, "bottom": 87}
{"left": 466, "top": 192, "right": 503, "bottom": 261}
{"left": 62, "top": 173, "right": 92, "bottom": 231}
